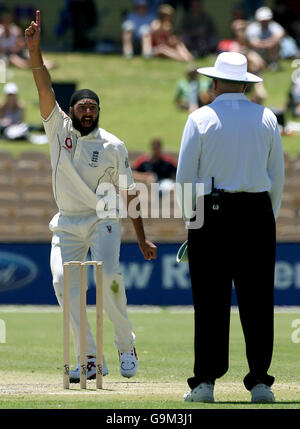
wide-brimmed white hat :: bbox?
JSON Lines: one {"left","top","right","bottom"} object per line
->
{"left": 197, "top": 52, "right": 262, "bottom": 83}
{"left": 255, "top": 6, "right": 273, "bottom": 22}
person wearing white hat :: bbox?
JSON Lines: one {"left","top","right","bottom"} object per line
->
{"left": 176, "top": 51, "right": 284, "bottom": 403}
{"left": 245, "top": 6, "right": 285, "bottom": 70}
{"left": 3, "top": 82, "right": 18, "bottom": 95}
{"left": 0, "top": 82, "right": 28, "bottom": 140}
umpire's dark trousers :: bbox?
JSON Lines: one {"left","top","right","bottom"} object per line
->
{"left": 187, "top": 191, "right": 276, "bottom": 391}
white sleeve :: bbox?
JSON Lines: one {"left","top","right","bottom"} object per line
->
{"left": 176, "top": 115, "right": 202, "bottom": 219}
{"left": 267, "top": 122, "right": 285, "bottom": 219}
{"left": 115, "top": 143, "right": 136, "bottom": 190}
{"left": 41, "top": 102, "right": 70, "bottom": 144}
{"left": 270, "top": 21, "right": 285, "bottom": 38}
{"left": 245, "top": 23, "right": 260, "bottom": 41}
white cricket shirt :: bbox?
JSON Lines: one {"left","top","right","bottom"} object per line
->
{"left": 42, "top": 102, "right": 135, "bottom": 215}
{"left": 176, "top": 93, "right": 284, "bottom": 218}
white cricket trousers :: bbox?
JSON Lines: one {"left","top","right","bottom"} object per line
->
{"left": 49, "top": 212, "right": 135, "bottom": 362}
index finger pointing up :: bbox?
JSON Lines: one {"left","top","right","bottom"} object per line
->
{"left": 36, "top": 10, "right": 40, "bottom": 28}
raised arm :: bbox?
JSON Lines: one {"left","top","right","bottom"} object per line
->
{"left": 25, "top": 10, "right": 55, "bottom": 119}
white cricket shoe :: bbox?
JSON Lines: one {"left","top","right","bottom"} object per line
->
{"left": 69, "top": 355, "right": 108, "bottom": 383}
{"left": 183, "top": 382, "right": 215, "bottom": 403}
{"left": 119, "top": 347, "right": 138, "bottom": 378}
{"left": 251, "top": 383, "right": 275, "bottom": 403}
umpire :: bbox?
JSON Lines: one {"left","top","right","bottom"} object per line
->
{"left": 176, "top": 52, "right": 284, "bottom": 403}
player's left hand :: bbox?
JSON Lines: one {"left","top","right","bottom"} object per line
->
{"left": 139, "top": 240, "right": 157, "bottom": 261}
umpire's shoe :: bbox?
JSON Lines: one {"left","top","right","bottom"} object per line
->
{"left": 119, "top": 347, "right": 138, "bottom": 378}
{"left": 183, "top": 382, "right": 215, "bottom": 403}
{"left": 251, "top": 384, "right": 275, "bottom": 403}
{"left": 69, "top": 355, "right": 108, "bottom": 383}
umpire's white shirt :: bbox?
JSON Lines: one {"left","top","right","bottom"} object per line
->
{"left": 42, "top": 102, "right": 135, "bottom": 216}
{"left": 176, "top": 92, "right": 284, "bottom": 218}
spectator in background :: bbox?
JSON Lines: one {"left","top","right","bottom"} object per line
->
{"left": 0, "top": 81, "right": 46, "bottom": 142}
{"left": 69, "top": 0, "right": 97, "bottom": 50}
{"left": 121, "top": 0, "right": 155, "bottom": 59}
{"left": 174, "top": 64, "right": 213, "bottom": 112}
{"left": 150, "top": 3, "right": 194, "bottom": 62}
{"left": 245, "top": 6, "right": 285, "bottom": 71}
{"left": 270, "top": 0, "right": 300, "bottom": 59}
{"left": 273, "top": 0, "right": 300, "bottom": 47}
{"left": 180, "top": 0, "right": 218, "bottom": 58}
{"left": 0, "top": 13, "right": 56, "bottom": 69}
{"left": 230, "top": 19, "right": 266, "bottom": 71}
{"left": 0, "top": 82, "right": 28, "bottom": 140}
{"left": 230, "top": 19, "right": 268, "bottom": 103}
{"left": 56, "top": 0, "right": 97, "bottom": 51}
{"left": 132, "top": 138, "right": 177, "bottom": 194}
{"left": 0, "top": 12, "right": 24, "bottom": 68}
{"left": 232, "top": 0, "right": 264, "bottom": 20}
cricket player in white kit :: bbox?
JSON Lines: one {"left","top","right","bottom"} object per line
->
{"left": 25, "top": 11, "right": 157, "bottom": 382}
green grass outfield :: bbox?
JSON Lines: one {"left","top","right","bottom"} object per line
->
{"left": 1, "top": 54, "right": 300, "bottom": 157}
{"left": 0, "top": 306, "right": 299, "bottom": 409}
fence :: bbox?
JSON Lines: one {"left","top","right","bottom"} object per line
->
{"left": 0, "top": 242, "right": 299, "bottom": 306}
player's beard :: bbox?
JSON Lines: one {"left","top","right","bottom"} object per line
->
{"left": 71, "top": 112, "right": 100, "bottom": 136}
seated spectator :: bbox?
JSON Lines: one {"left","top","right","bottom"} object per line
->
{"left": 174, "top": 64, "right": 213, "bottom": 112}
{"left": 230, "top": 19, "right": 266, "bottom": 71}
{"left": 245, "top": 6, "right": 285, "bottom": 70}
{"left": 217, "top": 20, "right": 267, "bottom": 104}
{"left": 0, "top": 82, "right": 28, "bottom": 140}
{"left": 0, "top": 13, "right": 56, "bottom": 70}
{"left": 121, "top": 0, "right": 155, "bottom": 59}
{"left": 230, "top": 19, "right": 268, "bottom": 104}
{"left": 179, "top": 0, "right": 218, "bottom": 58}
{"left": 0, "top": 13, "right": 23, "bottom": 65}
{"left": 0, "top": 82, "right": 46, "bottom": 142}
{"left": 150, "top": 3, "right": 194, "bottom": 62}
{"left": 132, "top": 138, "right": 177, "bottom": 194}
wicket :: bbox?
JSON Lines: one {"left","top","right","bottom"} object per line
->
{"left": 63, "top": 261, "right": 103, "bottom": 390}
